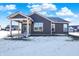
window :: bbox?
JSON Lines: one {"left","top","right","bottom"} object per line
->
{"left": 63, "top": 24, "right": 68, "bottom": 32}
{"left": 34, "top": 22, "right": 43, "bottom": 32}
{"left": 52, "top": 24, "right": 55, "bottom": 32}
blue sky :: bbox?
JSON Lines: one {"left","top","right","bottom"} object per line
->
{"left": 0, "top": 3, "right": 79, "bottom": 27}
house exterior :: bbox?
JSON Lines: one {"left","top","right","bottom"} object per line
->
{"left": 8, "top": 12, "right": 69, "bottom": 36}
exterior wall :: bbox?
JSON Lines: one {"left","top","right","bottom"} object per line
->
{"left": 21, "top": 13, "right": 69, "bottom": 35}
{"left": 52, "top": 23, "right": 68, "bottom": 34}
{"left": 29, "top": 14, "right": 51, "bottom": 35}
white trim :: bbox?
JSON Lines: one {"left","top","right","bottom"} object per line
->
{"left": 51, "top": 22, "right": 52, "bottom": 35}
{"left": 10, "top": 18, "right": 28, "bottom": 20}
{"left": 9, "top": 18, "right": 33, "bottom": 24}
{"left": 26, "top": 20, "right": 30, "bottom": 37}
{"left": 8, "top": 12, "right": 28, "bottom": 18}
{"left": 18, "top": 22, "right": 20, "bottom": 38}
{"left": 9, "top": 19, "right": 12, "bottom": 36}
{"left": 8, "top": 12, "right": 33, "bottom": 21}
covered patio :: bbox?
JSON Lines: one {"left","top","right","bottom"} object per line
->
{"left": 8, "top": 12, "right": 32, "bottom": 38}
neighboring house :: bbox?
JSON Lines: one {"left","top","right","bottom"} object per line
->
{"left": 8, "top": 12, "right": 69, "bottom": 36}
{"left": 5, "top": 25, "right": 19, "bottom": 31}
{"left": 69, "top": 25, "right": 79, "bottom": 32}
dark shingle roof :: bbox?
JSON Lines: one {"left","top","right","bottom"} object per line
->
{"left": 48, "top": 17, "right": 69, "bottom": 23}
{"left": 28, "top": 12, "right": 69, "bottom": 23}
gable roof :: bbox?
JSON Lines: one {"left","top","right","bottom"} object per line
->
{"left": 28, "top": 12, "right": 69, "bottom": 23}
{"left": 48, "top": 17, "right": 69, "bottom": 23}
{"left": 8, "top": 12, "right": 69, "bottom": 23}
{"left": 28, "top": 12, "right": 55, "bottom": 22}
{"left": 8, "top": 12, "right": 29, "bottom": 19}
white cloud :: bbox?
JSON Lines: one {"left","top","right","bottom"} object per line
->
{"left": 27, "top": 3, "right": 57, "bottom": 17}
{"left": 56, "top": 7, "right": 78, "bottom": 17}
{"left": 64, "top": 17, "right": 79, "bottom": 25}
{"left": 0, "top": 4, "right": 16, "bottom": 11}
{"left": 0, "top": 5, "right": 4, "bottom": 10}
{"left": 41, "top": 3, "right": 57, "bottom": 11}
{"left": 8, "top": 11, "right": 12, "bottom": 14}
{"left": 27, "top": 3, "right": 57, "bottom": 12}
{"left": 38, "top": 11, "right": 53, "bottom": 17}
{"left": 65, "top": 18, "right": 72, "bottom": 22}
{"left": 5, "top": 5, "right": 16, "bottom": 10}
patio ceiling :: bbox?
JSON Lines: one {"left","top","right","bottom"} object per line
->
{"left": 14, "top": 19, "right": 32, "bottom": 24}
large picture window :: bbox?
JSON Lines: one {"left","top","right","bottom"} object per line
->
{"left": 63, "top": 24, "right": 68, "bottom": 32}
{"left": 34, "top": 22, "right": 43, "bottom": 32}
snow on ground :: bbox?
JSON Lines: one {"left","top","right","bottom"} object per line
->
{"left": 0, "top": 31, "right": 20, "bottom": 39}
{"left": 69, "top": 32, "right": 79, "bottom": 36}
{"left": 0, "top": 36, "right": 79, "bottom": 56}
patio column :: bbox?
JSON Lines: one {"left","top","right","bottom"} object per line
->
{"left": 67, "top": 23, "right": 69, "bottom": 34}
{"left": 51, "top": 22, "right": 52, "bottom": 35}
{"left": 26, "top": 20, "right": 29, "bottom": 37}
{"left": 10, "top": 19, "right": 12, "bottom": 37}
{"left": 18, "top": 22, "right": 20, "bottom": 38}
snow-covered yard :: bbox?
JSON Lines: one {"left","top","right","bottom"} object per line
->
{"left": 0, "top": 30, "right": 21, "bottom": 39}
{"left": 69, "top": 32, "right": 79, "bottom": 37}
{"left": 0, "top": 36, "right": 79, "bottom": 56}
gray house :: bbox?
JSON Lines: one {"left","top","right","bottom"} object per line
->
{"left": 8, "top": 12, "right": 69, "bottom": 36}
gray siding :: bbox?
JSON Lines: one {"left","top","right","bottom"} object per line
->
{"left": 52, "top": 23, "right": 68, "bottom": 34}
{"left": 29, "top": 13, "right": 51, "bottom": 35}
{"left": 21, "top": 13, "right": 69, "bottom": 35}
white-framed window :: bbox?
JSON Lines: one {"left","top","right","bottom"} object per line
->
{"left": 52, "top": 24, "right": 55, "bottom": 32}
{"left": 34, "top": 22, "right": 43, "bottom": 32}
{"left": 63, "top": 24, "right": 68, "bottom": 32}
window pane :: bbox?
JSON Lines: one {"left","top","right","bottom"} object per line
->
{"left": 34, "top": 27, "right": 38, "bottom": 30}
{"left": 34, "top": 23, "right": 39, "bottom": 27}
{"left": 63, "top": 24, "right": 68, "bottom": 32}
{"left": 34, "top": 22, "right": 43, "bottom": 32}
{"left": 38, "top": 23, "right": 43, "bottom": 27}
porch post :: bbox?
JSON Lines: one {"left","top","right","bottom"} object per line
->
{"left": 51, "top": 22, "right": 52, "bottom": 35}
{"left": 67, "top": 23, "right": 69, "bottom": 34}
{"left": 18, "top": 22, "right": 20, "bottom": 38}
{"left": 26, "top": 20, "right": 29, "bottom": 37}
{"left": 10, "top": 19, "right": 12, "bottom": 37}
